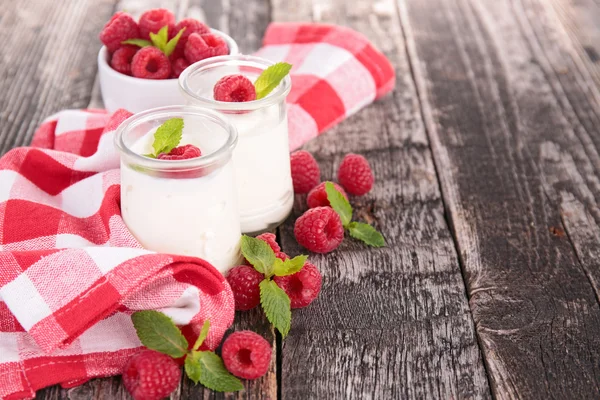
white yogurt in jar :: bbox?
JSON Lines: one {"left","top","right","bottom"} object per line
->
{"left": 226, "top": 105, "right": 293, "bottom": 234}
{"left": 120, "top": 124, "right": 241, "bottom": 273}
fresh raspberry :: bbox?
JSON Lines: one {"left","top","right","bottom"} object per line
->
{"left": 213, "top": 75, "right": 256, "bottom": 102}
{"left": 171, "top": 58, "right": 190, "bottom": 78}
{"left": 222, "top": 331, "right": 272, "bottom": 380}
{"left": 276, "top": 252, "right": 290, "bottom": 261}
{"left": 138, "top": 8, "right": 175, "bottom": 39}
{"left": 99, "top": 12, "right": 140, "bottom": 53}
{"left": 256, "top": 232, "right": 281, "bottom": 253}
{"left": 226, "top": 265, "right": 263, "bottom": 310}
{"left": 338, "top": 153, "right": 374, "bottom": 196}
{"left": 274, "top": 262, "right": 322, "bottom": 308}
{"left": 174, "top": 18, "right": 210, "bottom": 56}
{"left": 184, "top": 33, "right": 229, "bottom": 64}
{"left": 122, "top": 350, "right": 181, "bottom": 400}
{"left": 294, "top": 207, "right": 344, "bottom": 253}
{"left": 290, "top": 151, "right": 320, "bottom": 194}
{"left": 306, "top": 181, "right": 348, "bottom": 209}
{"left": 110, "top": 45, "right": 138, "bottom": 75}
{"left": 131, "top": 47, "right": 171, "bottom": 79}
{"left": 157, "top": 144, "right": 202, "bottom": 160}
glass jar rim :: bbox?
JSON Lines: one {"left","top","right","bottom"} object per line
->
{"left": 114, "top": 105, "right": 238, "bottom": 170}
{"left": 178, "top": 55, "right": 292, "bottom": 111}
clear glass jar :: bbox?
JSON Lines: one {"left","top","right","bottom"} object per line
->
{"left": 114, "top": 105, "right": 241, "bottom": 273}
{"left": 179, "top": 55, "right": 293, "bottom": 235}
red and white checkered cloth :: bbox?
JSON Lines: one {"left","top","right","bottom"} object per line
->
{"left": 256, "top": 22, "right": 395, "bottom": 150}
{"left": 0, "top": 23, "right": 393, "bottom": 399}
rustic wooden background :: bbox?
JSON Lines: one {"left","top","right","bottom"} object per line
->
{"left": 2, "top": 0, "right": 600, "bottom": 398}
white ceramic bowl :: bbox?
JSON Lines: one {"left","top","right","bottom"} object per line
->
{"left": 98, "top": 29, "right": 239, "bottom": 113}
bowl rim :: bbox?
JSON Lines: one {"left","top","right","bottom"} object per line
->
{"left": 98, "top": 28, "right": 239, "bottom": 83}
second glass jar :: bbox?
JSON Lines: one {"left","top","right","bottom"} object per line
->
{"left": 179, "top": 55, "right": 293, "bottom": 234}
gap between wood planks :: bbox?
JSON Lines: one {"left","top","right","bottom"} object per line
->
{"left": 395, "top": 0, "right": 496, "bottom": 396}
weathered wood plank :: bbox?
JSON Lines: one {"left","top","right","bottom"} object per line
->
{"left": 272, "top": 0, "right": 491, "bottom": 398}
{"left": 548, "top": 0, "right": 600, "bottom": 90}
{"left": 400, "top": 0, "right": 600, "bottom": 397}
{"left": 0, "top": 0, "right": 116, "bottom": 155}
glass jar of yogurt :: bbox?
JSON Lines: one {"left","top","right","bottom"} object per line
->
{"left": 179, "top": 55, "right": 293, "bottom": 234}
{"left": 114, "top": 106, "right": 241, "bottom": 273}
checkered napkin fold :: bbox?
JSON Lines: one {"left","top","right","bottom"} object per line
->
{"left": 0, "top": 23, "right": 394, "bottom": 399}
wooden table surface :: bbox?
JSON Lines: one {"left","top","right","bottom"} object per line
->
{"left": 3, "top": 0, "right": 600, "bottom": 398}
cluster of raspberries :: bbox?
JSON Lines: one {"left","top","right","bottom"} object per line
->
{"left": 100, "top": 8, "right": 228, "bottom": 79}
{"left": 290, "top": 151, "right": 375, "bottom": 253}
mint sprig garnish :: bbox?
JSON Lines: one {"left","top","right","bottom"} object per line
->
{"left": 124, "top": 25, "right": 186, "bottom": 57}
{"left": 254, "top": 62, "right": 292, "bottom": 99}
{"left": 132, "top": 310, "right": 188, "bottom": 358}
{"left": 132, "top": 312, "right": 243, "bottom": 392}
{"left": 147, "top": 117, "right": 183, "bottom": 158}
{"left": 121, "top": 38, "right": 152, "bottom": 47}
{"left": 325, "top": 182, "right": 386, "bottom": 247}
{"left": 259, "top": 280, "right": 291, "bottom": 337}
{"left": 240, "top": 235, "right": 309, "bottom": 337}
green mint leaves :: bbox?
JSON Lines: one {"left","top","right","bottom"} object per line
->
{"left": 123, "top": 25, "right": 185, "bottom": 57}
{"left": 241, "top": 235, "right": 308, "bottom": 337}
{"left": 132, "top": 310, "right": 188, "bottom": 358}
{"left": 121, "top": 38, "right": 152, "bottom": 47}
{"left": 259, "top": 280, "right": 291, "bottom": 337}
{"left": 132, "top": 311, "right": 243, "bottom": 392}
{"left": 348, "top": 222, "right": 385, "bottom": 247}
{"left": 254, "top": 62, "right": 292, "bottom": 99}
{"left": 188, "top": 351, "right": 244, "bottom": 391}
{"left": 150, "top": 117, "right": 183, "bottom": 158}
{"left": 325, "top": 182, "right": 386, "bottom": 247}
{"left": 240, "top": 236, "right": 275, "bottom": 276}
{"left": 325, "top": 183, "right": 353, "bottom": 226}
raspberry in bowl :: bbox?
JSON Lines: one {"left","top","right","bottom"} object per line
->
{"left": 98, "top": 9, "right": 239, "bottom": 113}
{"left": 114, "top": 105, "right": 241, "bottom": 273}
{"left": 179, "top": 55, "right": 293, "bottom": 234}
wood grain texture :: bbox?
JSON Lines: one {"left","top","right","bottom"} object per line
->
{"left": 0, "top": 0, "right": 116, "bottom": 155}
{"left": 272, "top": 0, "right": 491, "bottom": 398}
{"left": 400, "top": 0, "right": 600, "bottom": 397}
{"left": 548, "top": 0, "right": 600, "bottom": 90}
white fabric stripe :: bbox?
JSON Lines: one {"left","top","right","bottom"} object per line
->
{"left": 1, "top": 274, "right": 52, "bottom": 330}
{"left": 294, "top": 43, "right": 354, "bottom": 78}
{"left": 0, "top": 170, "right": 115, "bottom": 218}
{"left": 84, "top": 247, "right": 153, "bottom": 274}
{"left": 0, "top": 332, "right": 20, "bottom": 363}
{"left": 159, "top": 286, "right": 201, "bottom": 325}
{"left": 55, "top": 110, "right": 89, "bottom": 137}
{"left": 78, "top": 312, "right": 141, "bottom": 353}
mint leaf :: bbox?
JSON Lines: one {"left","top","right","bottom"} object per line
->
{"left": 348, "top": 222, "right": 385, "bottom": 247}
{"left": 197, "top": 351, "right": 244, "bottom": 392}
{"left": 149, "top": 25, "right": 170, "bottom": 53}
{"left": 164, "top": 27, "right": 186, "bottom": 57}
{"left": 274, "top": 255, "right": 307, "bottom": 277}
{"left": 325, "top": 182, "right": 352, "bottom": 227}
{"left": 260, "top": 279, "right": 291, "bottom": 337}
{"left": 193, "top": 319, "right": 210, "bottom": 351}
{"left": 240, "top": 235, "right": 275, "bottom": 276}
{"left": 152, "top": 117, "right": 183, "bottom": 156}
{"left": 185, "top": 351, "right": 202, "bottom": 384}
{"left": 131, "top": 310, "right": 188, "bottom": 358}
{"left": 254, "top": 62, "right": 292, "bottom": 99}
{"left": 143, "top": 153, "right": 156, "bottom": 158}
{"left": 121, "top": 38, "right": 152, "bottom": 47}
